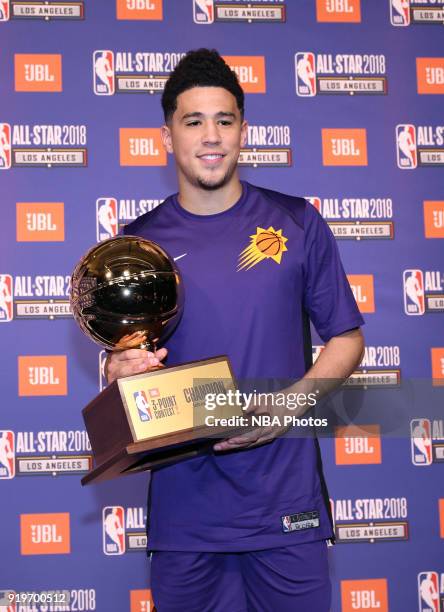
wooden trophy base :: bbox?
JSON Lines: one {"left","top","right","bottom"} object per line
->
{"left": 81, "top": 356, "right": 245, "bottom": 485}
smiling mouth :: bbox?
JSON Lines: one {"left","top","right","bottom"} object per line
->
{"left": 197, "top": 154, "right": 225, "bottom": 161}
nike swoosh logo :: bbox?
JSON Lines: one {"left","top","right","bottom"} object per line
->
{"left": 173, "top": 253, "right": 187, "bottom": 262}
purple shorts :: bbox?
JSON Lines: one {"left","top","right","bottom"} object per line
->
{"left": 150, "top": 540, "right": 331, "bottom": 612}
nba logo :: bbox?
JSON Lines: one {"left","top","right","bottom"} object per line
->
{"left": 0, "top": 274, "right": 13, "bottom": 322}
{"left": 295, "top": 53, "right": 316, "bottom": 97}
{"left": 103, "top": 506, "right": 125, "bottom": 555}
{"left": 282, "top": 515, "right": 292, "bottom": 532}
{"left": 305, "top": 197, "right": 322, "bottom": 214}
{"left": 418, "top": 572, "right": 439, "bottom": 612}
{"left": 99, "top": 350, "right": 107, "bottom": 392}
{"left": 390, "top": 0, "right": 410, "bottom": 26}
{"left": 403, "top": 269, "right": 425, "bottom": 315}
{"left": 396, "top": 124, "right": 417, "bottom": 169}
{"left": 0, "top": 123, "right": 12, "bottom": 170}
{"left": 0, "top": 1, "right": 10, "bottom": 21}
{"left": 411, "top": 419, "right": 433, "bottom": 466}
{"left": 134, "top": 390, "right": 153, "bottom": 422}
{"left": 96, "top": 198, "right": 118, "bottom": 241}
{"left": 193, "top": 0, "right": 214, "bottom": 23}
{"left": 93, "top": 51, "right": 115, "bottom": 96}
{"left": 0, "top": 431, "right": 15, "bottom": 479}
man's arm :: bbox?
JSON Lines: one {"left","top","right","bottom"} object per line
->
{"left": 214, "top": 327, "right": 365, "bottom": 451}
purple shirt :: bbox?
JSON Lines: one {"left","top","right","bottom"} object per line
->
{"left": 125, "top": 181, "right": 364, "bottom": 551}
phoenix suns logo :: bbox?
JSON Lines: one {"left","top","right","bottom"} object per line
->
{"left": 238, "top": 227, "right": 288, "bottom": 271}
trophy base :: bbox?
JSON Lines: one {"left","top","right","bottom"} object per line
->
{"left": 81, "top": 356, "right": 247, "bottom": 485}
{"left": 81, "top": 425, "right": 245, "bottom": 485}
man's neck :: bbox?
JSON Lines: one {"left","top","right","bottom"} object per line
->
{"left": 177, "top": 176, "right": 243, "bottom": 216}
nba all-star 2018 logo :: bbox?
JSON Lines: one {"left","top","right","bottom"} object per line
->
{"left": 411, "top": 419, "right": 444, "bottom": 465}
{"left": 239, "top": 125, "right": 292, "bottom": 167}
{"left": 307, "top": 196, "right": 394, "bottom": 240}
{"left": 403, "top": 269, "right": 444, "bottom": 315}
{"left": 0, "top": 430, "right": 92, "bottom": 479}
{"left": 102, "top": 506, "right": 147, "bottom": 555}
{"left": 0, "top": 123, "right": 87, "bottom": 168}
{"left": 93, "top": 50, "right": 185, "bottom": 95}
{"left": 390, "top": 0, "right": 444, "bottom": 26}
{"left": 0, "top": 274, "right": 71, "bottom": 321}
{"left": 396, "top": 124, "right": 444, "bottom": 169}
{"left": 96, "top": 196, "right": 163, "bottom": 241}
{"left": 0, "top": 0, "right": 83, "bottom": 20}
{"left": 237, "top": 227, "right": 288, "bottom": 271}
{"left": 193, "top": 0, "right": 286, "bottom": 24}
{"left": 295, "top": 52, "right": 387, "bottom": 97}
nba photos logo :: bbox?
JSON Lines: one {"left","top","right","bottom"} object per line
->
{"left": 403, "top": 269, "right": 425, "bottom": 315}
{"left": 0, "top": 123, "right": 11, "bottom": 170}
{"left": 0, "top": 274, "right": 13, "bottom": 322}
{"left": 418, "top": 572, "right": 440, "bottom": 612}
{"left": 96, "top": 198, "right": 118, "bottom": 241}
{"left": 411, "top": 419, "right": 433, "bottom": 466}
{"left": 0, "top": 430, "right": 15, "bottom": 479}
{"left": 93, "top": 51, "right": 115, "bottom": 95}
{"left": 193, "top": 0, "right": 214, "bottom": 23}
{"left": 390, "top": 0, "right": 410, "bottom": 26}
{"left": 396, "top": 124, "right": 417, "bottom": 169}
{"left": 103, "top": 506, "right": 125, "bottom": 555}
{"left": 295, "top": 53, "right": 316, "bottom": 97}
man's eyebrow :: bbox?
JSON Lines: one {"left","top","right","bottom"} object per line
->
{"left": 181, "top": 111, "right": 237, "bottom": 120}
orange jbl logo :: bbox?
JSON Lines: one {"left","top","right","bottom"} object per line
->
{"left": 431, "top": 348, "right": 444, "bottom": 386}
{"left": 16, "top": 202, "right": 65, "bottom": 242}
{"left": 130, "top": 589, "right": 156, "bottom": 612}
{"left": 335, "top": 425, "right": 382, "bottom": 465}
{"left": 15, "top": 54, "right": 62, "bottom": 92}
{"left": 120, "top": 128, "right": 166, "bottom": 166}
{"left": 18, "top": 356, "right": 67, "bottom": 396}
{"left": 116, "top": 0, "right": 163, "bottom": 20}
{"left": 341, "top": 579, "right": 388, "bottom": 612}
{"left": 424, "top": 200, "right": 444, "bottom": 238}
{"left": 417, "top": 58, "right": 444, "bottom": 95}
{"left": 316, "top": 0, "right": 361, "bottom": 22}
{"left": 347, "top": 275, "right": 375, "bottom": 313}
{"left": 439, "top": 499, "right": 444, "bottom": 538}
{"left": 21, "top": 513, "right": 70, "bottom": 555}
{"left": 223, "top": 56, "right": 266, "bottom": 93}
{"left": 322, "top": 129, "right": 368, "bottom": 166}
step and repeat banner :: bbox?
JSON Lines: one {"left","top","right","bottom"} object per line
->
{"left": 1, "top": 1, "right": 443, "bottom": 611}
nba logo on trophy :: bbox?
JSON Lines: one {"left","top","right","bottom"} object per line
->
{"left": 193, "top": 0, "right": 214, "bottom": 24}
{"left": 410, "top": 419, "right": 433, "bottom": 466}
{"left": 0, "top": 431, "right": 15, "bottom": 479}
{"left": 93, "top": 51, "right": 115, "bottom": 95}
{"left": 418, "top": 572, "right": 440, "bottom": 612}
{"left": 0, "top": 274, "right": 13, "bottom": 322}
{"left": 403, "top": 269, "right": 425, "bottom": 315}
{"left": 390, "top": 0, "right": 410, "bottom": 26}
{"left": 396, "top": 124, "right": 417, "bottom": 169}
{"left": 96, "top": 198, "right": 118, "bottom": 242}
{"left": 103, "top": 506, "right": 125, "bottom": 555}
{"left": 295, "top": 53, "right": 316, "bottom": 97}
{"left": 134, "top": 390, "right": 153, "bottom": 422}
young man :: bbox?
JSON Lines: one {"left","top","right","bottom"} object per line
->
{"left": 106, "top": 49, "right": 365, "bottom": 612}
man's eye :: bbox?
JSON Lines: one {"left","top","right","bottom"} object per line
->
{"left": 186, "top": 121, "right": 200, "bottom": 127}
{"left": 219, "top": 121, "right": 232, "bottom": 126}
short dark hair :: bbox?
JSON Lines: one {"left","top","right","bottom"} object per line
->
{"left": 161, "top": 48, "right": 244, "bottom": 122}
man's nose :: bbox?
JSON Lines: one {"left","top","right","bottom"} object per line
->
{"left": 202, "top": 121, "right": 221, "bottom": 144}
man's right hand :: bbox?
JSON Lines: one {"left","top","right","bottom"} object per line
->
{"left": 105, "top": 347, "right": 168, "bottom": 384}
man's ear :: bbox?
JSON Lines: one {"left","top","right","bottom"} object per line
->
{"left": 240, "top": 119, "right": 248, "bottom": 148}
{"left": 161, "top": 124, "right": 173, "bottom": 154}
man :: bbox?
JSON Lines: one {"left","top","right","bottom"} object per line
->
{"left": 106, "top": 49, "right": 364, "bottom": 611}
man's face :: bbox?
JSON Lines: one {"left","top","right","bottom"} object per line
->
{"left": 161, "top": 86, "right": 247, "bottom": 191}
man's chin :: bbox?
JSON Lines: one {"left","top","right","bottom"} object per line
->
{"left": 196, "top": 175, "right": 229, "bottom": 191}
